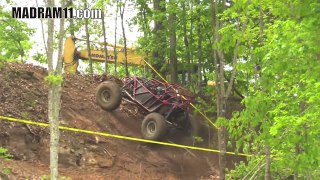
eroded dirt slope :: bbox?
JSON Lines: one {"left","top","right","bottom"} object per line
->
{"left": 0, "top": 62, "right": 230, "bottom": 179}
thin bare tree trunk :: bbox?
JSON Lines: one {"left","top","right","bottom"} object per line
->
{"left": 169, "top": 0, "right": 178, "bottom": 83}
{"left": 119, "top": 0, "right": 129, "bottom": 76}
{"left": 189, "top": 1, "right": 194, "bottom": 87}
{"left": 56, "top": 9, "right": 65, "bottom": 74}
{"left": 182, "top": 0, "right": 190, "bottom": 84}
{"left": 35, "top": 0, "right": 48, "bottom": 56}
{"left": 84, "top": 2, "right": 93, "bottom": 74}
{"left": 212, "top": 1, "right": 226, "bottom": 179}
{"left": 257, "top": 6, "right": 271, "bottom": 180}
{"left": 67, "top": 0, "right": 75, "bottom": 36}
{"left": 152, "top": 0, "right": 166, "bottom": 77}
{"left": 48, "top": 82, "right": 62, "bottom": 180}
{"left": 212, "top": 4, "right": 241, "bottom": 180}
{"left": 47, "top": 0, "right": 54, "bottom": 71}
{"left": 196, "top": 0, "right": 203, "bottom": 92}
{"left": 114, "top": 0, "right": 119, "bottom": 75}
{"left": 102, "top": 10, "right": 108, "bottom": 74}
{"left": 47, "top": 0, "right": 64, "bottom": 179}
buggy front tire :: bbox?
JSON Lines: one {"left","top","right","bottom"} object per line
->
{"left": 141, "top": 113, "right": 167, "bottom": 141}
{"left": 96, "top": 81, "right": 122, "bottom": 111}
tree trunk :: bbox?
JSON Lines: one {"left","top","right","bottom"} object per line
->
{"left": 114, "top": 0, "right": 119, "bottom": 75}
{"left": 218, "top": 99, "right": 227, "bottom": 180}
{"left": 47, "top": 0, "right": 54, "bottom": 71}
{"left": 169, "top": 0, "right": 178, "bottom": 83}
{"left": 119, "top": 0, "right": 129, "bottom": 76}
{"left": 84, "top": 2, "right": 93, "bottom": 74}
{"left": 48, "top": 83, "right": 62, "bottom": 180}
{"left": 212, "top": 0, "right": 226, "bottom": 179}
{"left": 152, "top": 0, "right": 166, "bottom": 77}
{"left": 142, "top": 7, "right": 150, "bottom": 77}
{"left": 56, "top": 8, "right": 65, "bottom": 75}
{"left": 102, "top": 10, "right": 108, "bottom": 74}
{"left": 66, "top": 0, "right": 74, "bottom": 36}
{"left": 265, "top": 145, "right": 271, "bottom": 180}
{"left": 36, "top": 0, "right": 48, "bottom": 56}
{"left": 46, "top": 0, "right": 65, "bottom": 179}
{"left": 258, "top": 7, "right": 271, "bottom": 180}
{"left": 188, "top": 0, "right": 194, "bottom": 85}
{"left": 182, "top": 0, "right": 190, "bottom": 84}
{"left": 46, "top": 1, "right": 57, "bottom": 179}
{"left": 197, "top": 8, "right": 202, "bottom": 92}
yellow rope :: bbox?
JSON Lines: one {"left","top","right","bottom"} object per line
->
{"left": 0, "top": 115, "right": 251, "bottom": 157}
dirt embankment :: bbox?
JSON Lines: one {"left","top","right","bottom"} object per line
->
{"left": 0, "top": 63, "right": 243, "bottom": 179}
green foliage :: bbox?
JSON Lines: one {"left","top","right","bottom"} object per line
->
{"left": 219, "top": 0, "right": 320, "bottom": 178}
{"left": 110, "top": 64, "right": 145, "bottom": 78}
{"left": 0, "top": 147, "right": 13, "bottom": 160}
{"left": 0, "top": 8, "right": 34, "bottom": 61}
{"left": 227, "top": 156, "right": 265, "bottom": 179}
{"left": 2, "top": 167, "right": 12, "bottom": 175}
{"left": 32, "top": 52, "right": 47, "bottom": 64}
{"left": 134, "top": 0, "right": 216, "bottom": 83}
{"left": 45, "top": 74, "right": 64, "bottom": 86}
{"left": 91, "top": 61, "right": 105, "bottom": 74}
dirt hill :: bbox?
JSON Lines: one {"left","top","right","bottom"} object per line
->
{"left": 0, "top": 62, "right": 242, "bottom": 179}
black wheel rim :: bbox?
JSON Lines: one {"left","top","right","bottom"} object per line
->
{"left": 146, "top": 121, "right": 156, "bottom": 135}
{"left": 101, "top": 89, "right": 111, "bottom": 103}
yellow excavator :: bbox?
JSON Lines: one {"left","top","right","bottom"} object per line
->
{"left": 63, "top": 36, "right": 144, "bottom": 74}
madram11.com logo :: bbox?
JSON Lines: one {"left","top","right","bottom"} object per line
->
{"left": 12, "top": 7, "right": 102, "bottom": 19}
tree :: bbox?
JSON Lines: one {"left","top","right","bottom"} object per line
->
{"left": 119, "top": 0, "right": 129, "bottom": 76}
{"left": 114, "top": 0, "right": 119, "bottom": 75}
{"left": 0, "top": 9, "right": 34, "bottom": 62}
{"left": 168, "top": 0, "right": 178, "bottom": 83}
{"left": 196, "top": 0, "right": 202, "bottom": 91}
{"left": 181, "top": 0, "right": 191, "bottom": 84}
{"left": 221, "top": 0, "right": 320, "bottom": 179}
{"left": 211, "top": 1, "right": 242, "bottom": 179}
{"left": 101, "top": 10, "right": 108, "bottom": 74}
{"left": 84, "top": 2, "right": 93, "bottom": 75}
{"left": 152, "top": 0, "right": 167, "bottom": 77}
{"left": 46, "top": 0, "right": 65, "bottom": 179}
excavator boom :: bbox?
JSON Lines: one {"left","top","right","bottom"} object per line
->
{"left": 63, "top": 36, "right": 144, "bottom": 74}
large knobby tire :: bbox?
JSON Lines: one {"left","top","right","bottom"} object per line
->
{"left": 141, "top": 113, "right": 167, "bottom": 141}
{"left": 96, "top": 81, "right": 122, "bottom": 111}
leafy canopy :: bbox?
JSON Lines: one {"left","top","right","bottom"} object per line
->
{"left": 0, "top": 8, "right": 34, "bottom": 61}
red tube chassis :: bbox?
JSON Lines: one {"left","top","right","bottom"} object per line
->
{"left": 121, "top": 76, "right": 195, "bottom": 131}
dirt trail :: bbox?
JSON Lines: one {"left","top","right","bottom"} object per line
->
{"left": 0, "top": 63, "right": 242, "bottom": 179}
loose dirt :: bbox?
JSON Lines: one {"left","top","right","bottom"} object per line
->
{"left": 0, "top": 62, "right": 244, "bottom": 179}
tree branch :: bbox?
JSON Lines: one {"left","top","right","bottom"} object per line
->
{"left": 225, "top": 39, "right": 239, "bottom": 98}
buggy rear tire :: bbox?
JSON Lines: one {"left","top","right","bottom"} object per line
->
{"left": 96, "top": 81, "right": 122, "bottom": 111}
{"left": 141, "top": 113, "right": 167, "bottom": 141}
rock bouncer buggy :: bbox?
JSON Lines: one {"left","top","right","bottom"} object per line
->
{"left": 95, "top": 77, "right": 199, "bottom": 141}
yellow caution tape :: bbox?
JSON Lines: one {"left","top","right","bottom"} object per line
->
{"left": 0, "top": 115, "right": 251, "bottom": 157}
{"left": 143, "top": 60, "right": 218, "bottom": 129}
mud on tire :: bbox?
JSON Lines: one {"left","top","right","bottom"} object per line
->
{"left": 96, "top": 81, "right": 122, "bottom": 111}
{"left": 141, "top": 113, "right": 167, "bottom": 141}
